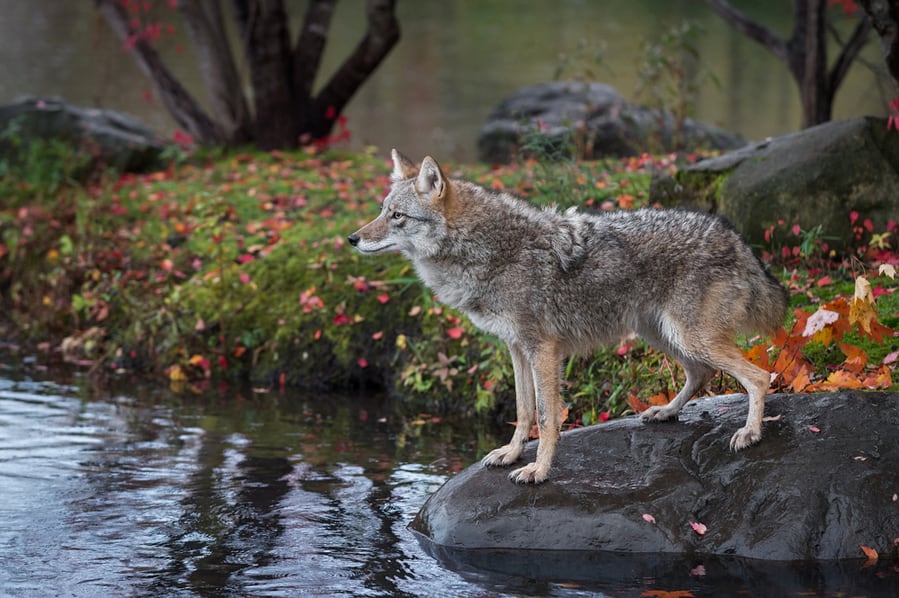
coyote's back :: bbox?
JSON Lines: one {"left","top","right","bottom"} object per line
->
{"left": 349, "top": 150, "right": 787, "bottom": 484}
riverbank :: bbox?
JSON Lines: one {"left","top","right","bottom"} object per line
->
{"left": 2, "top": 147, "right": 897, "bottom": 422}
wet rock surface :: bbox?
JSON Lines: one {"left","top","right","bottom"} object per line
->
{"left": 411, "top": 392, "right": 899, "bottom": 562}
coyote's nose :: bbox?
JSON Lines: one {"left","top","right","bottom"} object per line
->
{"left": 347, "top": 233, "right": 360, "bottom": 246}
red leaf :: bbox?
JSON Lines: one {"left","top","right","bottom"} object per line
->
{"left": 447, "top": 327, "right": 465, "bottom": 339}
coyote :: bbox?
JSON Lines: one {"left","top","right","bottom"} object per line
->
{"left": 349, "top": 150, "right": 787, "bottom": 484}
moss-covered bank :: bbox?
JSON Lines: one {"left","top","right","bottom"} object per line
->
{"left": 1, "top": 149, "right": 679, "bottom": 417}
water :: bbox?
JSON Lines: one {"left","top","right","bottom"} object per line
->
{"left": 0, "top": 0, "right": 890, "bottom": 161}
{"left": 0, "top": 363, "right": 896, "bottom": 597}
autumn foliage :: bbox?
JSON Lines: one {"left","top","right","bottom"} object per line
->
{"left": 0, "top": 144, "right": 898, "bottom": 425}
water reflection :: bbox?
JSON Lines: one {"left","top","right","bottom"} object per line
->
{"left": 0, "top": 369, "right": 506, "bottom": 597}
{"left": 1, "top": 367, "right": 896, "bottom": 597}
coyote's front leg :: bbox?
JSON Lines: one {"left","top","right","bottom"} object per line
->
{"left": 509, "top": 340, "right": 561, "bottom": 484}
{"left": 482, "top": 344, "right": 535, "bottom": 467}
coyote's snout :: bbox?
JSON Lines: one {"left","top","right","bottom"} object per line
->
{"left": 350, "top": 149, "right": 787, "bottom": 484}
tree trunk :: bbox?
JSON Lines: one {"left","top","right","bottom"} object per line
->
{"left": 307, "top": 0, "right": 400, "bottom": 138}
{"left": 176, "top": 0, "right": 253, "bottom": 143}
{"left": 859, "top": 0, "right": 899, "bottom": 90}
{"left": 706, "top": 0, "right": 870, "bottom": 128}
{"left": 99, "top": 0, "right": 400, "bottom": 149}
{"left": 234, "top": 0, "right": 301, "bottom": 150}
{"left": 95, "top": 0, "right": 224, "bottom": 144}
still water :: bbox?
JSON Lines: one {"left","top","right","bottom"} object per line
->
{"left": 2, "top": 362, "right": 897, "bottom": 597}
{"left": 0, "top": 0, "right": 890, "bottom": 161}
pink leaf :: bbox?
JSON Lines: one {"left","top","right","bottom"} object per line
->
{"left": 809, "top": 425, "right": 821, "bottom": 434}
{"left": 642, "top": 513, "right": 656, "bottom": 524}
{"left": 447, "top": 327, "right": 465, "bottom": 340}
{"left": 690, "top": 521, "right": 707, "bottom": 535}
{"left": 357, "top": 358, "right": 368, "bottom": 368}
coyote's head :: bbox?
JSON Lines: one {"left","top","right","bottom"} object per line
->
{"left": 348, "top": 149, "right": 453, "bottom": 259}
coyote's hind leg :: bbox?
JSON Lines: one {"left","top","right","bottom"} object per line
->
{"left": 641, "top": 361, "right": 715, "bottom": 423}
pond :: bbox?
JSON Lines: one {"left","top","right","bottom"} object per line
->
{"left": 1, "top": 360, "right": 896, "bottom": 597}
{"left": 0, "top": 0, "right": 889, "bottom": 161}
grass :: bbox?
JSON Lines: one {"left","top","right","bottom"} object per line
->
{"left": 1, "top": 144, "right": 897, "bottom": 428}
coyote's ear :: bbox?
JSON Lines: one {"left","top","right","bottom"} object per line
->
{"left": 416, "top": 156, "right": 447, "bottom": 201}
{"left": 391, "top": 148, "right": 418, "bottom": 181}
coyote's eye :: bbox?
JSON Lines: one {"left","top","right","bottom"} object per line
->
{"left": 391, "top": 211, "right": 406, "bottom": 220}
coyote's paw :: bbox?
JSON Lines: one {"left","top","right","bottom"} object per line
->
{"left": 508, "top": 461, "right": 549, "bottom": 484}
{"left": 641, "top": 404, "right": 678, "bottom": 422}
{"left": 481, "top": 444, "right": 523, "bottom": 467}
{"left": 729, "top": 425, "right": 761, "bottom": 451}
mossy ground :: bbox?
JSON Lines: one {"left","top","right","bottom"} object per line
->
{"left": 1, "top": 147, "right": 896, "bottom": 426}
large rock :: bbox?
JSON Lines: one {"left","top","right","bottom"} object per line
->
{"left": 0, "top": 96, "right": 166, "bottom": 178}
{"left": 651, "top": 117, "right": 899, "bottom": 248}
{"left": 477, "top": 81, "right": 745, "bottom": 163}
{"left": 411, "top": 392, "right": 899, "bottom": 563}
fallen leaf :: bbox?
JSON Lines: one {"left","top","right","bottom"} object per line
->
{"left": 642, "top": 513, "right": 656, "bottom": 524}
{"left": 689, "top": 564, "right": 706, "bottom": 577}
{"left": 860, "top": 545, "right": 878, "bottom": 565}
{"left": 808, "top": 425, "right": 821, "bottom": 434}
{"left": 689, "top": 521, "right": 707, "bottom": 536}
{"left": 802, "top": 308, "right": 839, "bottom": 337}
{"left": 761, "top": 414, "right": 782, "bottom": 422}
{"left": 879, "top": 263, "right": 896, "bottom": 278}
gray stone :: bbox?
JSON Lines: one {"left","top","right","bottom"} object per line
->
{"left": 411, "top": 392, "right": 899, "bottom": 562}
{"left": 651, "top": 117, "right": 899, "bottom": 248}
{"left": 0, "top": 96, "right": 166, "bottom": 178}
{"left": 477, "top": 81, "right": 745, "bottom": 163}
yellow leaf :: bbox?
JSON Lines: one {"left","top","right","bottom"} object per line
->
{"left": 168, "top": 364, "right": 187, "bottom": 381}
{"left": 879, "top": 263, "right": 896, "bottom": 279}
{"left": 849, "top": 276, "right": 877, "bottom": 334}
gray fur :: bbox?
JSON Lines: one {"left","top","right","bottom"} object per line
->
{"left": 349, "top": 150, "right": 788, "bottom": 484}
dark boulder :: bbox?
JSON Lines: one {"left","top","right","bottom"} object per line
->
{"left": 412, "top": 392, "right": 899, "bottom": 563}
{"left": 477, "top": 81, "right": 745, "bottom": 163}
{"left": 650, "top": 117, "right": 899, "bottom": 249}
{"left": 0, "top": 96, "right": 166, "bottom": 179}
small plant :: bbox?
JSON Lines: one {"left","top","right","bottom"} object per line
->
{"left": 635, "top": 20, "right": 719, "bottom": 152}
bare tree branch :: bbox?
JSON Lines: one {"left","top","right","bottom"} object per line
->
{"left": 176, "top": 0, "right": 252, "bottom": 143}
{"left": 311, "top": 0, "right": 400, "bottom": 137}
{"left": 859, "top": 0, "right": 899, "bottom": 90}
{"left": 704, "top": 0, "right": 789, "bottom": 62}
{"left": 294, "top": 0, "right": 338, "bottom": 103}
{"left": 829, "top": 14, "right": 873, "bottom": 95}
{"left": 95, "top": 0, "right": 223, "bottom": 144}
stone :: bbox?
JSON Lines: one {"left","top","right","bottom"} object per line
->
{"left": 411, "top": 392, "right": 899, "bottom": 562}
{"left": 651, "top": 117, "right": 899, "bottom": 248}
{"left": 0, "top": 96, "right": 166, "bottom": 178}
{"left": 477, "top": 81, "right": 745, "bottom": 163}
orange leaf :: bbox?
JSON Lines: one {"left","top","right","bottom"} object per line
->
{"left": 627, "top": 393, "right": 649, "bottom": 413}
{"left": 862, "top": 365, "right": 892, "bottom": 390}
{"left": 744, "top": 344, "right": 771, "bottom": 370}
{"left": 811, "top": 369, "right": 864, "bottom": 391}
{"left": 860, "top": 545, "right": 878, "bottom": 566}
{"left": 838, "top": 343, "right": 867, "bottom": 374}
